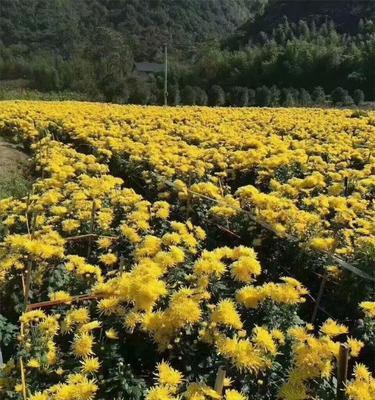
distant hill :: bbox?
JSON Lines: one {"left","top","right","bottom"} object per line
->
{"left": 228, "top": 0, "right": 375, "bottom": 48}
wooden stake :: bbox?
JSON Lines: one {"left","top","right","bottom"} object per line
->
{"left": 19, "top": 356, "right": 27, "bottom": 400}
{"left": 214, "top": 366, "right": 226, "bottom": 395}
{"left": 27, "top": 294, "right": 101, "bottom": 311}
{"left": 119, "top": 255, "right": 125, "bottom": 273}
{"left": 344, "top": 177, "right": 349, "bottom": 197}
{"left": 186, "top": 172, "right": 192, "bottom": 219}
{"left": 87, "top": 201, "right": 96, "bottom": 258}
{"left": 23, "top": 260, "right": 33, "bottom": 310}
{"left": 66, "top": 233, "right": 118, "bottom": 242}
{"left": 311, "top": 269, "right": 328, "bottom": 323}
{"left": 23, "top": 212, "right": 36, "bottom": 309}
{"left": 336, "top": 343, "right": 349, "bottom": 400}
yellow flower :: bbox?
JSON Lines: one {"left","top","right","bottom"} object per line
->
{"left": 105, "top": 328, "right": 119, "bottom": 340}
{"left": 225, "top": 389, "right": 247, "bottom": 400}
{"left": 347, "top": 338, "right": 364, "bottom": 357}
{"left": 320, "top": 319, "right": 348, "bottom": 337}
{"left": 252, "top": 326, "right": 277, "bottom": 355}
{"left": 346, "top": 363, "right": 375, "bottom": 400}
{"left": 20, "top": 309, "right": 46, "bottom": 325}
{"left": 49, "top": 290, "right": 72, "bottom": 303}
{"left": 72, "top": 333, "right": 95, "bottom": 358}
{"left": 231, "top": 255, "right": 261, "bottom": 283}
{"left": 360, "top": 301, "right": 375, "bottom": 319}
{"left": 55, "top": 367, "right": 65, "bottom": 376}
{"left": 146, "top": 386, "right": 176, "bottom": 400}
{"left": 156, "top": 362, "right": 183, "bottom": 387}
{"left": 223, "top": 377, "right": 233, "bottom": 387}
{"left": 27, "top": 359, "right": 41, "bottom": 369}
{"left": 62, "top": 219, "right": 81, "bottom": 233}
{"left": 99, "top": 253, "right": 118, "bottom": 266}
{"left": 211, "top": 299, "right": 243, "bottom": 330}
{"left": 310, "top": 237, "right": 336, "bottom": 252}
{"left": 97, "top": 237, "right": 113, "bottom": 249}
{"left": 81, "top": 357, "right": 101, "bottom": 374}
{"left": 29, "top": 393, "right": 49, "bottom": 400}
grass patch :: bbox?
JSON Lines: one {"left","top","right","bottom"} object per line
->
{"left": 0, "top": 173, "right": 31, "bottom": 199}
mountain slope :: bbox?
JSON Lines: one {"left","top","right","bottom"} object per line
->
{"left": 228, "top": 0, "right": 375, "bottom": 48}
{"left": 0, "top": 0, "right": 265, "bottom": 60}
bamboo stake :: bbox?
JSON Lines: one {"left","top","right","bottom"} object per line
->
{"left": 19, "top": 321, "right": 27, "bottom": 400}
{"left": 19, "top": 356, "right": 27, "bottom": 400}
{"left": 27, "top": 294, "right": 102, "bottom": 311}
{"left": 214, "top": 366, "right": 226, "bottom": 395}
{"left": 311, "top": 269, "right": 328, "bottom": 323}
{"left": 87, "top": 201, "right": 96, "bottom": 258}
{"left": 119, "top": 255, "right": 125, "bottom": 273}
{"left": 336, "top": 343, "right": 349, "bottom": 400}
{"left": 23, "top": 212, "right": 36, "bottom": 309}
{"left": 186, "top": 172, "right": 192, "bottom": 219}
{"left": 65, "top": 233, "right": 118, "bottom": 242}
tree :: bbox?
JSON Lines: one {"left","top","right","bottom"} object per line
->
{"left": 195, "top": 87, "right": 208, "bottom": 106}
{"left": 353, "top": 89, "right": 365, "bottom": 106}
{"left": 331, "top": 87, "right": 354, "bottom": 106}
{"left": 230, "top": 87, "right": 249, "bottom": 107}
{"left": 331, "top": 87, "right": 347, "bottom": 104}
{"left": 255, "top": 86, "right": 271, "bottom": 107}
{"left": 181, "top": 86, "right": 196, "bottom": 105}
{"left": 281, "top": 88, "right": 296, "bottom": 107}
{"left": 209, "top": 85, "right": 225, "bottom": 106}
{"left": 269, "top": 85, "right": 281, "bottom": 106}
{"left": 128, "top": 76, "right": 151, "bottom": 105}
{"left": 90, "top": 27, "right": 133, "bottom": 102}
{"left": 32, "top": 64, "right": 59, "bottom": 92}
{"left": 312, "top": 87, "right": 326, "bottom": 104}
{"left": 168, "top": 84, "right": 181, "bottom": 106}
{"left": 248, "top": 89, "right": 256, "bottom": 106}
{"left": 299, "top": 88, "right": 312, "bottom": 106}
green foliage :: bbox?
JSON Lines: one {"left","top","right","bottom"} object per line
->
{"left": 0, "top": 173, "right": 30, "bottom": 200}
{"left": 312, "top": 86, "right": 326, "bottom": 104}
{"left": 230, "top": 86, "right": 249, "bottom": 107}
{"left": 255, "top": 86, "right": 271, "bottom": 107}
{"left": 353, "top": 89, "right": 365, "bottom": 105}
{"left": 0, "top": 315, "right": 17, "bottom": 347}
{"left": 209, "top": 85, "right": 226, "bottom": 106}
{"left": 181, "top": 86, "right": 197, "bottom": 105}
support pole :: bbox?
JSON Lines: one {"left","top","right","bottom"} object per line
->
{"left": 214, "top": 366, "right": 226, "bottom": 395}
{"left": 87, "top": 201, "right": 96, "bottom": 258}
{"left": 164, "top": 43, "right": 168, "bottom": 106}
{"left": 311, "top": 269, "right": 328, "bottom": 323}
{"left": 336, "top": 343, "right": 349, "bottom": 400}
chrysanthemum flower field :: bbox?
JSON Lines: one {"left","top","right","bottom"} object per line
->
{"left": 0, "top": 102, "right": 374, "bottom": 400}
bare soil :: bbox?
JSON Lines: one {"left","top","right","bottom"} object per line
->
{"left": 0, "top": 139, "right": 29, "bottom": 179}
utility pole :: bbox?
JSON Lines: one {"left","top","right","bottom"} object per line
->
{"left": 164, "top": 43, "right": 168, "bottom": 106}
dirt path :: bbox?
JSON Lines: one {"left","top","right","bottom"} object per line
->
{"left": 0, "top": 139, "right": 29, "bottom": 179}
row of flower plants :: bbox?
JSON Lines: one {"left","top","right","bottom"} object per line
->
{"left": 0, "top": 101, "right": 373, "bottom": 400}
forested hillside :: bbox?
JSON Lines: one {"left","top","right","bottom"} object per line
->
{"left": 229, "top": 0, "right": 375, "bottom": 47}
{"left": 0, "top": 0, "right": 374, "bottom": 106}
{"left": 0, "top": 0, "right": 262, "bottom": 58}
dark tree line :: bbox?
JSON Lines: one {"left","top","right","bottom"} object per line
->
{"left": 168, "top": 85, "right": 365, "bottom": 107}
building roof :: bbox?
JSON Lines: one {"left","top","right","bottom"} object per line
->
{"left": 134, "top": 62, "right": 165, "bottom": 73}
